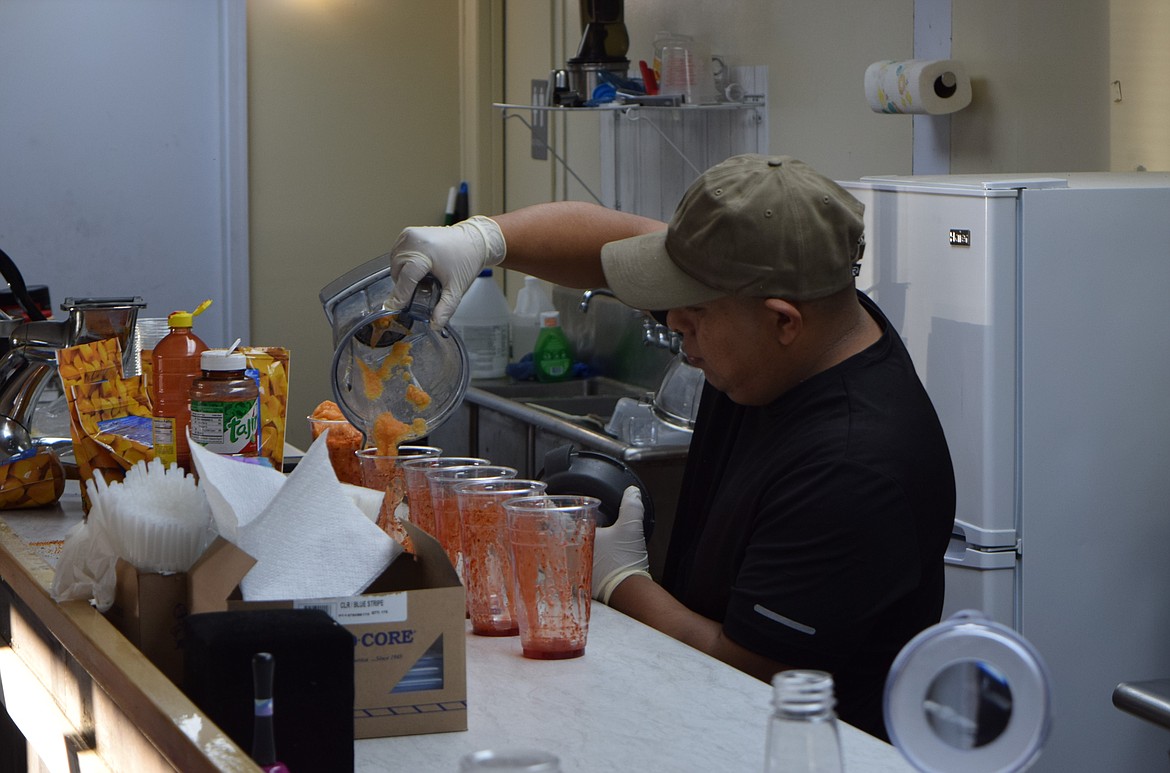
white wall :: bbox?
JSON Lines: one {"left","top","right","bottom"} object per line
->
{"left": 1110, "top": 0, "right": 1170, "bottom": 171}
{"left": 248, "top": 0, "right": 464, "bottom": 448}
{"left": 0, "top": 0, "right": 247, "bottom": 347}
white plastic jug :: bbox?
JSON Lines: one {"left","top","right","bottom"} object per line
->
{"left": 509, "top": 276, "right": 555, "bottom": 363}
{"left": 451, "top": 269, "right": 511, "bottom": 379}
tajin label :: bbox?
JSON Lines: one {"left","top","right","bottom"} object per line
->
{"left": 190, "top": 398, "right": 260, "bottom": 455}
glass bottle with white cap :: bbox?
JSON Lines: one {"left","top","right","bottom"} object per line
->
{"left": 764, "top": 669, "right": 845, "bottom": 773}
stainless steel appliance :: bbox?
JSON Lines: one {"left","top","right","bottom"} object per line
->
{"left": 0, "top": 296, "right": 145, "bottom": 446}
{"left": 843, "top": 172, "right": 1170, "bottom": 773}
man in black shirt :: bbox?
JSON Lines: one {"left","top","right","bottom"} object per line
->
{"left": 383, "top": 155, "right": 955, "bottom": 739}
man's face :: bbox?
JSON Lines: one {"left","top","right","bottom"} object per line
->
{"left": 665, "top": 295, "right": 785, "bottom": 406}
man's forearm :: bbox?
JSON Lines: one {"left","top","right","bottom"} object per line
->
{"left": 493, "top": 202, "right": 665, "bottom": 289}
{"left": 607, "top": 575, "right": 791, "bottom": 683}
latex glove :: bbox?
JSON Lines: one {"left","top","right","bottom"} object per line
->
{"left": 384, "top": 215, "right": 507, "bottom": 329}
{"left": 592, "top": 485, "right": 652, "bottom": 604}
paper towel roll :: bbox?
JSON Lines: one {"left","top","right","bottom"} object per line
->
{"left": 865, "top": 59, "right": 971, "bottom": 115}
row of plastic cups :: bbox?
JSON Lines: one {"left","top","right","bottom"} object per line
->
{"left": 473, "top": 486, "right": 599, "bottom": 660}
{"left": 397, "top": 456, "right": 600, "bottom": 660}
{"left": 306, "top": 414, "right": 601, "bottom": 660}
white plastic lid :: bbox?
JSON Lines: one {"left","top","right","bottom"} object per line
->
{"left": 884, "top": 610, "right": 1052, "bottom": 773}
{"left": 540, "top": 310, "right": 561, "bottom": 327}
{"left": 201, "top": 349, "right": 247, "bottom": 371}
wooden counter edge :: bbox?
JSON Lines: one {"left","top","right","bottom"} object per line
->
{"left": 0, "top": 519, "right": 260, "bottom": 772}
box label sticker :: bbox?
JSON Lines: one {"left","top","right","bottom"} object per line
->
{"left": 296, "top": 592, "right": 408, "bottom": 624}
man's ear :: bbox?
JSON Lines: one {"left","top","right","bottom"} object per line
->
{"left": 764, "top": 298, "right": 802, "bottom": 345}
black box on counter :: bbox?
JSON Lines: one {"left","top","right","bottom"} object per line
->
{"left": 182, "top": 608, "right": 354, "bottom": 772}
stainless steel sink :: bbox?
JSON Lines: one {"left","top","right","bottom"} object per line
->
{"left": 472, "top": 376, "right": 649, "bottom": 432}
{"left": 472, "top": 376, "right": 646, "bottom": 401}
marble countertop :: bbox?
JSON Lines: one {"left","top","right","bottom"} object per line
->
{"left": 357, "top": 604, "right": 914, "bottom": 772}
{"left": 4, "top": 484, "right": 913, "bottom": 772}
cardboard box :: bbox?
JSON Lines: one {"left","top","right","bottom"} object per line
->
{"left": 105, "top": 545, "right": 258, "bottom": 684}
{"left": 106, "top": 561, "right": 191, "bottom": 684}
{"left": 187, "top": 521, "right": 467, "bottom": 739}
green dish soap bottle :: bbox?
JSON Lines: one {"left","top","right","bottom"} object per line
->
{"left": 534, "top": 310, "right": 573, "bottom": 383}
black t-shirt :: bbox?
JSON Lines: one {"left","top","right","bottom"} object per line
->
{"left": 661, "top": 293, "right": 955, "bottom": 740}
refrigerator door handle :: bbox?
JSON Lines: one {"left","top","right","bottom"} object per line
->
{"left": 945, "top": 522, "right": 1019, "bottom": 570}
{"left": 952, "top": 518, "right": 1018, "bottom": 551}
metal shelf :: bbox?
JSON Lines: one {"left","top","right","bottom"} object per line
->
{"left": 495, "top": 65, "right": 768, "bottom": 218}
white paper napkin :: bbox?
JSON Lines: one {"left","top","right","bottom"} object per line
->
{"left": 192, "top": 434, "right": 401, "bottom": 601}
{"left": 190, "top": 439, "right": 287, "bottom": 541}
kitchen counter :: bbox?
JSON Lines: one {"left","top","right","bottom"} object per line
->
{"left": 357, "top": 603, "right": 913, "bottom": 772}
{"left": 1, "top": 482, "right": 912, "bottom": 772}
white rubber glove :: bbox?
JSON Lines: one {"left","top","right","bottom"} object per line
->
{"left": 384, "top": 215, "right": 507, "bottom": 329}
{"left": 592, "top": 485, "right": 652, "bottom": 604}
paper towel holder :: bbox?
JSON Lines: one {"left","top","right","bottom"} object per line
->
{"left": 934, "top": 71, "right": 958, "bottom": 99}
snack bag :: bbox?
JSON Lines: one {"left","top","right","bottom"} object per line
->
{"left": 58, "top": 338, "right": 148, "bottom": 511}
{"left": 72, "top": 376, "right": 154, "bottom": 471}
{"left": 0, "top": 447, "right": 67, "bottom": 509}
{"left": 241, "top": 347, "right": 290, "bottom": 471}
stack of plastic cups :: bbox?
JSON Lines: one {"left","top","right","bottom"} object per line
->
{"left": 454, "top": 478, "right": 548, "bottom": 636}
{"left": 399, "top": 457, "right": 489, "bottom": 541}
{"left": 426, "top": 465, "right": 517, "bottom": 579}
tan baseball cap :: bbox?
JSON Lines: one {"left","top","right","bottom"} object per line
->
{"left": 601, "top": 154, "right": 866, "bottom": 309}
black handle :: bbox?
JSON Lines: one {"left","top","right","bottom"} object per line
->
{"left": 252, "top": 652, "right": 278, "bottom": 766}
{"left": 0, "top": 247, "right": 46, "bottom": 321}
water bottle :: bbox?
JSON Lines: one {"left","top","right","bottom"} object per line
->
{"left": 763, "top": 670, "right": 844, "bottom": 773}
{"left": 509, "top": 276, "right": 555, "bottom": 363}
{"left": 450, "top": 269, "right": 511, "bottom": 379}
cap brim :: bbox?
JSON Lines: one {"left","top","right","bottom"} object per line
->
{"left": 601, "top": 231, "right": 725, "bottom": 311}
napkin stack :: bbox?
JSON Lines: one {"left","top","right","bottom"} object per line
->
{"left": 52, "top": 433, "right": 401, "bottom": 610}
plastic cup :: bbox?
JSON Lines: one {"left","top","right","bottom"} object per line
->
{"left": 400, "top": 456, "right": 489, "bottom": 540}
{"left": 427, "top": 465, "right": 517, "bottom": 578}
{"left": 355, "top": 445, "right": 442, "bottom": 493}
{"left": 658, "top": 43, "right": 696, "bottom": 99}
{"left": 504, "top": 495, "right": 599, "bottom": 660}
{"left": 307, "top": 416, "right": 364, "bottom": 485}
{"left": 455, "top": 479, "right": 548, "bottom": 636}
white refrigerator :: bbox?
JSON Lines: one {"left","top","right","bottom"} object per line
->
{"left": 842, "top": 173, "right": 1170, "bottom": 773}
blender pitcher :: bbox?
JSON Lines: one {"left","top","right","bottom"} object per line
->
{"left": 319, "top": 254, "right": 469, "bottom": 446}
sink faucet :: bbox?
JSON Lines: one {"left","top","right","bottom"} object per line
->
{"left": 642, "top": 318, "right": 682, "bottom": 354}
{"left": 579, "top": 287, "right": 616, "bottom": 312}
{"left": 579, "top": 288, "right": 682, "bottom": 354}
